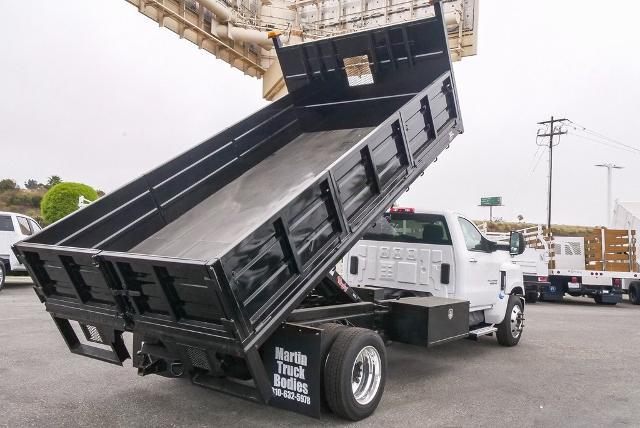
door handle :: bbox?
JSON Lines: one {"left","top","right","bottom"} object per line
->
{"left": 469, "top": 258, "right": 478, "bottom": 263}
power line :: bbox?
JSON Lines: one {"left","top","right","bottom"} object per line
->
{"left": 566, "top": 120, "right": 640, "bottom": 154}
{"left": 530, "top": 146, "right": 546, "bottom": 173}
{"left": 565, "top": 127, "right": 640, "bottom": 156}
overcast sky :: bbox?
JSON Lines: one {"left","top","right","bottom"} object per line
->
{"left": 1, "top": 0, "right": 639, "bottom": 226}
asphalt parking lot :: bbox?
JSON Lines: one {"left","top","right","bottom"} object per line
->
{"left": 1, "top": 278, "right": 639, "bottom": 427}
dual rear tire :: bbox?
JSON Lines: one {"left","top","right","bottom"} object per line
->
{"left": 322, "top": 326, "right": 386, "bottom": 421}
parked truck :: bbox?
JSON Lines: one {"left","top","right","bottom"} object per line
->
{"left": 485, "top": 225, "right": 640, "bottom": 306}
{"left": 481, "top": 224, "right": 551, "bottom": 304}
{"left": 0, "top": 211, "right": 42, "bottom": 290}
{"left": 542, "top": 232, "right": 640, "bottom": 305}
{"left": 13, "top": 8, "right": 526, "bottom": 421}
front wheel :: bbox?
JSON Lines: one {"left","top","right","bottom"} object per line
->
{"left": 324, "top": 327, "right": 386, "bottom": 421}
{"left": 0, "top": 263, "right": 5, "bottom": 292}
{"left": 496, "top": 296, "right": 524, "bottom": 347}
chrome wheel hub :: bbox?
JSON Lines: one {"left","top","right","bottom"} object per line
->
{"left": 510, "top": 304, "right": 524, "bottom": 339}
{"left": 351, "top": 346, "right": 382, "bottom": 405}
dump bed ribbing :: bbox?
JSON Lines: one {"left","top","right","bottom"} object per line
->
{"left": 15, "top": 8, "right": 462, "bottom": 372}
{"left": 131, "top": 127, "right": 373, "bottom": 260}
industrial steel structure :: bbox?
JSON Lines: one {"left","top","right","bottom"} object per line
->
{"left": 125, "top": 0, "right": 479, "bottom": 99}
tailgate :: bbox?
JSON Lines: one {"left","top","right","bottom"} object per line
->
{"left": 14, "top": 242, "right": 241, "bottom": 362}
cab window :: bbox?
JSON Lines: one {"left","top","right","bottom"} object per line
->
{"left": 458, "top": 217, "right": 483, "bottom": 251}
{"left": 28, "top": 219, "right": 41, "bottom": 233}
{"left": 363, "top": 213, "right": 452, "bottom": 245}
{"left": 0, "top": 215, "right": 14, "bottom": 231}
{"left": 16, "top": 216, "right": 32, "bottom": 236}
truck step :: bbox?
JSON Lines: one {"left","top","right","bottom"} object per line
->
{"left": 468, "top": 326, "right": 498, "bottom": 339}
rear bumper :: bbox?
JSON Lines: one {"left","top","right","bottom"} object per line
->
{"left": 541, "top": 281, "right": 623, "bottom": 302}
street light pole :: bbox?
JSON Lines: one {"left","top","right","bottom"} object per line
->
{"left": 595, "top": 163, "right": 624, "bottom": 226}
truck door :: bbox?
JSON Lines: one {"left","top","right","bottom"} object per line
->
{"left": 456, "top": 216, "right": 502, "bottom": 309}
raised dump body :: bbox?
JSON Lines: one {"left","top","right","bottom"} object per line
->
{"left": 14, "top": 5, "right": 462, "bottom": 414}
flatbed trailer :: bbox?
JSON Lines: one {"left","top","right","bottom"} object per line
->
{"left": 14, "top": 5, "right": 472, "bottom": 420}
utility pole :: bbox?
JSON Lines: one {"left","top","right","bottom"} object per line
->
{"left": 537, "top": 116, "right": 568, "bottom": 233}
{"left": 595, "top": 163, "right": 624, "bottom": 226}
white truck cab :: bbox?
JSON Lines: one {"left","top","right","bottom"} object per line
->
{"left": 343, "top": 208, "right": 527, "bottom": 344}
{"left": 0, "top": 211, "right": 42, "bottom": 289}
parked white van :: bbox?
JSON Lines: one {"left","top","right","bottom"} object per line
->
{"left": 0, "top": 211, "right": 41, "bottom": 289}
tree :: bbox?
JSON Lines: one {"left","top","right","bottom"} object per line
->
{"left": 0, "top": 179, "right": 18, "bottom": 192}
{"left": 24, "top": 179, "right": 44, "bottom": 190}
{"left": 46, "top": 175, "right": 62, "bottom": 189}
{"left": 41, "top": 182, "right": 98, "bottom": 224}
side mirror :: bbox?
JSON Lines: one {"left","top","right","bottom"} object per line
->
{"left": 509, "top": 231, "right": 526, "bottom": 255}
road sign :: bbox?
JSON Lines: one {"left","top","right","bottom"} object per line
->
{"left": 480, "top": 197, "right": 502, "bottom": 207}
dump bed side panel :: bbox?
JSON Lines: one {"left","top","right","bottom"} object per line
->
{"left": 217, "top": 71, "right": 461, "bottom": 348}
{"left": 23, "top": 97, "right": 298, "bottom": 253}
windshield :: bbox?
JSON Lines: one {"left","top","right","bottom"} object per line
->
{"left": 363, "top": 213, "right": 452, "bottom": 245}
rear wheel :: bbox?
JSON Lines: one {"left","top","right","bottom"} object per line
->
{"left": 496, "top": 296, "right": 524, "bottom": 347}
{"left": 0, "top": 263, "right": 5, "bottom": 292}
{"left": 629, "top": 283, "right": 640, "bottom": 305}
{"left": 324, "top": 327, "right": 386, "bottom": 421}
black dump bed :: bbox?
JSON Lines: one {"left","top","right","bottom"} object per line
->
{"left": 14, "top": 7, "right": 462, "bottom": 361}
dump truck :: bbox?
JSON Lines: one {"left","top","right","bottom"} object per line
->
{"left": 13, "top": 6, "right": 523, "bottom": 420}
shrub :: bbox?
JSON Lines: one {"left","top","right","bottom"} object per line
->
{"left": 0, "top": 179, "right": 18, "bottom": 192}
{"left": 41, "top": 182, "right": 98, "bottom": 224}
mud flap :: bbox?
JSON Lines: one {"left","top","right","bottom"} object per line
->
{"left": 261, "top": 323, "right": 322, "bottom": 418}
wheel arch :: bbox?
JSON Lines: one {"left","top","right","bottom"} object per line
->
{"left": 510, "top": 286, "right": 524, "bottom": 296}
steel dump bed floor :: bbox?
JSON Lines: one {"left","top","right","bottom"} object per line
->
{"left": 132, "top": 127, "right": 373, "bottom": 260}
{"left": 15, "top": 13, "right": 463, "bottom": 363}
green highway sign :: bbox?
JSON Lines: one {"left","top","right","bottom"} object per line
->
{"left": 480, "top": 196, "right": 502, "bottom": 206}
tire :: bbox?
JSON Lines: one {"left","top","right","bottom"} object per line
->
{"left": 629, "top": 283, "right": 640, "bottom": 305}
{"left": 319, "top": 323, "right": 347, "bottom": 370}
{"left": 324, "top": 327, "right": 386, "bottom": 421}
{"left": 496, "top": 296, "right": 524, "bottom": 347}
{"left": 0, "top": 263, "right": 5, "bottom": 292}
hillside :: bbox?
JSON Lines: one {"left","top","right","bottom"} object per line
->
{"left": 0, "top": 177, "right": 61, "bottom": 225}
{"left": 0, "top": 188, "right": 47, "bottom": 224}
{"left": 480, "top": 221, "right": 601, "bottom": 237}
